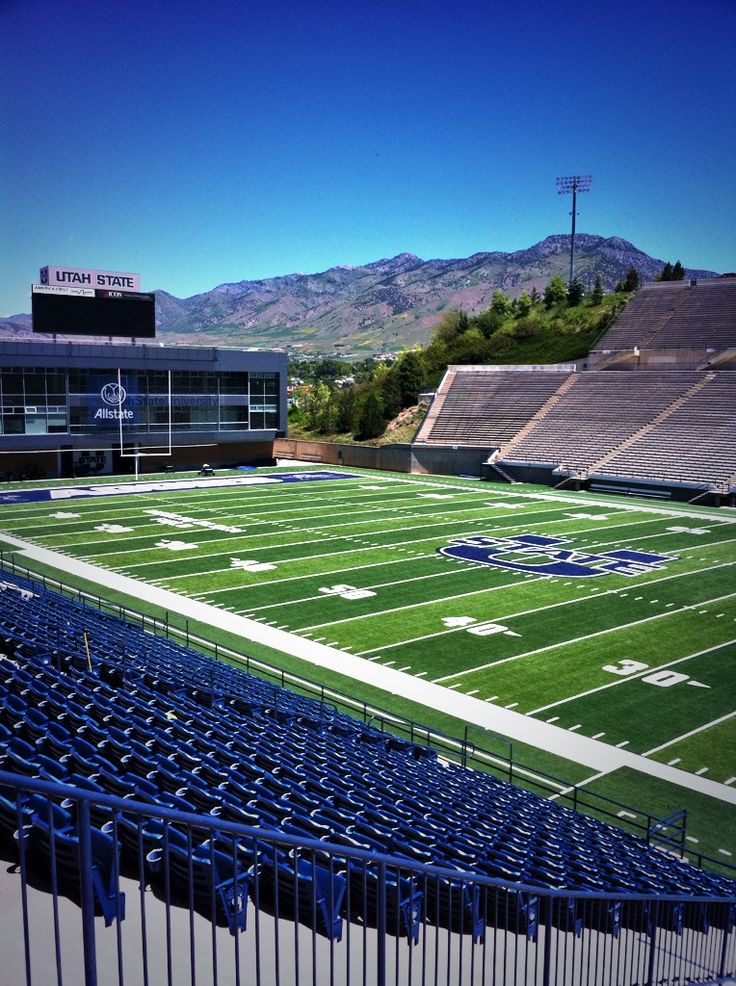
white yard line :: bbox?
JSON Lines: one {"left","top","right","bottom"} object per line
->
{"left": 350, "top": 558, "right": 736, "bottom": 657}
{"left": 643, "top": 711, "right": 736, "bottom": 757}
{"left": 62, "top": 500, "right": 565, "bottom": 560}
{"left": 301, "top": 516, "right": 686, "bottom": 631}
{"left": 237, "top": 564, "right": 495, "bottom": 614}
{"left": 527, "top": 638, "right": 736, "bottom": 715}
{"left": 3, "top": 530, "right": 735, "bottom": 807}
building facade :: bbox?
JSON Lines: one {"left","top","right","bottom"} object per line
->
{"left": 0, "top": 340, "right": 287, "bottom": 479}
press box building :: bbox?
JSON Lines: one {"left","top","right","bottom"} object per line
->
{"left": 0, "top": 266, "right": 287, "bottom": 479}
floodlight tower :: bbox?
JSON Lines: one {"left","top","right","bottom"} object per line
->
{"left": 556, "top": 175, "right": 592, "bottom": 284}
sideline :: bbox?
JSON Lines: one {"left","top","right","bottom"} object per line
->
{"left": 3, "top": 532, "right": 735, "bottom": 807}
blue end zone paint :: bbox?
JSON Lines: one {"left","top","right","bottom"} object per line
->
{"left": 438, "top": 533, "right": 675, "bottom": 578}
{"left": 0, "top": 471, "right": 360, "bottom": 505}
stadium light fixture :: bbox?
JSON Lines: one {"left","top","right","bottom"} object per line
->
{"left": 556, "top": 175, "right": 592, "bottom": 284}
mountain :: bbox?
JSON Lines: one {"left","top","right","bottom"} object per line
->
{"left": 2, "top": 236, "right": 718, "bottom": 353}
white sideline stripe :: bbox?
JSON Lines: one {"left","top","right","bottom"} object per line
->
{"left": 643, "top": 711, "right": 736, "bottom": 757}
{"left": 479, "top": 486, "right": 736, "bottom": 525}
{"left": 359, "top": 559, "right": 735, "bottom": 659}
{"left": 432, "top": 583, "right": 736, "bottom": 683}
{"left": 528, "top": 639, "right": 736, "bottom": 715}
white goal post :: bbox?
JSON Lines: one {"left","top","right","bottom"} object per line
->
{"left": 116, "top": 367, "right": 172, "bottom": 481}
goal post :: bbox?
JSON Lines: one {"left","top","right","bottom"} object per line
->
{"left": 116, "top": 368, "right": 172, "bottom": 481}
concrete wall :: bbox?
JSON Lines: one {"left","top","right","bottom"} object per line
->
{"left": 274, "top": 438, "right": 491, "bottom": 477}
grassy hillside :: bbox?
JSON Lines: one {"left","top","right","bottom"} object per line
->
{"left": 291, "top": 283, "right": 630, "bottom": 441}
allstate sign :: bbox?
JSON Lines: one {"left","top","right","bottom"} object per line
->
{"left": 438, "top": 533, "right": 675, "bottom": 578}
{"left": 88, "top": 375, "right": 136, "bottom": 425}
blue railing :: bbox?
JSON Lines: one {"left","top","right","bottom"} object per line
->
{"left": 1, "top": 772, "right": 734, "bottom": 986}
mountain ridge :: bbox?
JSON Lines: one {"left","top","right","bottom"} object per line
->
{"left": 1, "top": 235, "right": 719, "bottom": 352}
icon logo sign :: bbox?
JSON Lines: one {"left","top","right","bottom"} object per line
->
{"left": 438, "top": 533, "right": 675, "bottom": 579}
{"left": 100, "top": 382, "right": 127, "bottom": 406}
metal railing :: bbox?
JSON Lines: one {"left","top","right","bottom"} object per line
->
{"left": 1, "top": 772, "right": 735, "bottom": 986}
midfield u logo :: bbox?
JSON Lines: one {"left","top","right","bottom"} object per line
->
{"left": 438, "top": 533, "right": 675, "bottom": 578}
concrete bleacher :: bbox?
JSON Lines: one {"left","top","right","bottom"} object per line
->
{"left": 591, "top": 278, "right": 736, "bottom": 361}
{"left": 418, "top": 366, "right": 574, "bottom": 448}
{"left": 499, "top": 371, "right": 704, "bottom": 472}
{"left": 592, "top": 372, "right": 736, "bottom": 489}
{"left": 417, "top": 360, "right": 735, "bottom": 494}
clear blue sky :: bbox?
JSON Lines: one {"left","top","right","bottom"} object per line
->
{"left": 1, "top": 0, "right": 734, "bottom": 316}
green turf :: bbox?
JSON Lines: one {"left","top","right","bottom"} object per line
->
{"left": 1, "top": 467, "right": 734, "bottom": 860}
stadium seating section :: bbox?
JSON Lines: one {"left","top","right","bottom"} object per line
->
{"left": 417, "top": 279, "right": 736, "bottom": 491}
{"left": 590, "top": 279, "right": 736, "bottom": 355}
{"left": 1, "top": 571, "right": 734, "bottom": 943}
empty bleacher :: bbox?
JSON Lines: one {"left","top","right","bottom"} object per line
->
{"left": 592, "top": 371, "right": 736, "bottom": 488}
{"left": 418, "top": 364, "right": 735, "bottom": 493}
{"left": 499, "top": 371, "right": 703, "bottom": 473}
{"left": 1, "top": 570, "right": 735, "bottom": 983}
{"left": 591, "top": 278, "right": 736, "bottom": 356}
{"left": 420, "top": 368, "right": 573, "bottom": 448}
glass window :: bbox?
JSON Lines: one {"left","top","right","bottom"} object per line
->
{"left": 25, "top": 412, "right": 47, "bottom": 434}
{"left": 46, "top": 372, "right": 67, "bottom": 401}
{"left": 47, "top": 411, "right": 68, "bottom": 434}
{"left": 220, "top": 372, "right": 249, "bottom": 395}
{"left": 146, "top": 371, "right": 169, "bottom": 394}
{"left": 220, "top": 405, "right": 249, "bottom": 430}
{"left": 3, "top": 414, "right": 25, "bottom": 434}
{"left": 68, "top": 370, "right": 91, "bottom": 394}
{"left": 24, "top": 372, "right": 46, "bottom": 400}
{"left": 2, "top": 370, "right": 24, "bottom": 400}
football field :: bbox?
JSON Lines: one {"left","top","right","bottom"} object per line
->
{"left": 1, "top": 466, "right": 735, "bottom": 859}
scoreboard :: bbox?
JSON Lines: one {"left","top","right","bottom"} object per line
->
{"left": 31, "top": 283, "right": 156, "bottom": 338}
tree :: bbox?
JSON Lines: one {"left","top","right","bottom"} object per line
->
{"left": 672, "top": 260, "right": 685, "bottom": 280}
{"left": 312, "top": 358, "right": 344, "bottom": 383}
{"left": 303, "top": 381, "right": 335, "bottom": 433}
{"left": 475, "top": 308, "right": 506, "bottom": 338}
{"left": 490, "top": 289, "right": 512, "bottom": 318}
{"left": 513, "top": 291, "right": 533, "bottom": 317}
{"left": 436, "top": 308, "right": 469, "bottom": 342}
{"left": 543, "top": 276, "right": 567, "bottom": 309}
{"left": 356, "top": 390, "right": 385, "bottom": 440}
{"left": 590, "top": 274, "right": 604, "bottom": 305}
{"left": 335, "top": 386, "right": 359, "bottom": 433}
{"left": 657, "top": 261, "right": 674, "bottom": 282}
{"left": 567, "top": 278, "right": 584, "bottom": 307}
{"left": 622, "top": 267, "right": 640, "bottom": 292}
{"left": 396, "top": 349, "right": 425, "bottom": 407}
{"left": 380, "top": 369, "right": 402, "bottom": 419}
